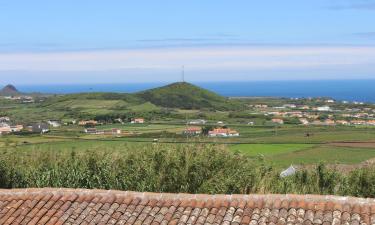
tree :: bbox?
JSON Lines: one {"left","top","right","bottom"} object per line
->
{"left": 202, "top": 126, "right": 215, "bottom": 135}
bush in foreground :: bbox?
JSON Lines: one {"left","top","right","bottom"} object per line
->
{"left": 0, "top": 143, "right": 374, "bottom": 197}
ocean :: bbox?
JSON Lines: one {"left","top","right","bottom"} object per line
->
{"left": 15, "top": 80, "right": 375, "bottom": 103}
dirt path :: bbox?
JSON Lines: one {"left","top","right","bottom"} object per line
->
{"left": 327, "top": 142, "right": 375, "bottom": 148}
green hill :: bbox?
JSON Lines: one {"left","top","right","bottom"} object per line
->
{"left": 136, "top": 82, "right": 237, "bottom": 110}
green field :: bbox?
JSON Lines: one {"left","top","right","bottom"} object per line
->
{"left": 1, "top": 135, "right": 375, "bottom": 169}
{"left": 269, "top": 145, "right": 375, "bottom": 166}
{"left": 230, "top": 143, "right": 375, "bottom": 167}
{"left": 230, "top": 143, "right": 313, "bottom": 157}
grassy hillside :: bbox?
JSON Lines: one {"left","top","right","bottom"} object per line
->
{"left": 2, "top": 82, "right": 244, "bottom": 122}
{"left": 3, "top": 92, "right": 160, "bottom": 122}
{"left": 136, "top": 82, "right": 239, "bottom": 110}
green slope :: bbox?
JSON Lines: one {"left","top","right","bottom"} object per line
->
{"left": 136, "top": 82, "right": 238, "bottom": 110}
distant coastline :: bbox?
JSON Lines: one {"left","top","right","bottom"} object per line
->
{"left": 6, "top": 79, "right": 375, "bottom": 103}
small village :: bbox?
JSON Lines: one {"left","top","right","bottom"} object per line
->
{"left": 2, "top": 96, "right": 375, "bottom": 139}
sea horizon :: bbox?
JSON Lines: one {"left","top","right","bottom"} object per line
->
{"left": 7, "top": 79, "right": 375, "bottom": 103}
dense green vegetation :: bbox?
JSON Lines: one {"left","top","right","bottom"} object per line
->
{"left": 0, "top": 143, "right": 375, "bottom": 197}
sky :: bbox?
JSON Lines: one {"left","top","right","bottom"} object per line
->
{"left": 0, "top": 0, "right": 375, "bottom": 84}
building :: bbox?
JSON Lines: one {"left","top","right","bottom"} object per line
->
{"left": 0, "top": 117, "right": 10, "bottom": 123}
{"left": 78, "top": 120, "right": 98, "bottom": 126}
{"left": 271, "top": 118, "right": 284, "bottom": 124}
{"left": 323, "top": 119, "right": 336, "bottom": 126}
{"left": 32, "top": 123, "right": 49, "bottom": 134}
{"left": 254, "top": 104, "right": 268, "bottom": 108}
{"left": 10, "top": 125, "right": 23, "bottom": 132}
{"left": 183, "top": 127, "right": 202, "bottom": 135}
{"left": 283, "top": 104, "right": 297, "bottom": 108}
{"left": 208, "top": 128, "right": 239, "bottom": 137}
{"left": 351, "top": 120, "right": 367, "bottom": 125}
{"left": 0, "top": 126, "right": 11, "bottom": 135}
{"left": 316, "top": 106, "right": 331, "bottom": 112}
{"left": 85, "top": 128, "right": 121, "bottom": 135}
{"left": 188, "top": 119, "right": 206, "bottom": 125}
{"left": 131, "top": 118, "right": 145, "bottom": 124}
{"left": 84, "top": 128, "right": 98, "bottom": 134}
{"left": 47, "top": 120, "right": 61, "bottom": 127}
{"left": 336, "top": 120, "right": 350, "bottom": 126}
{"left": 103, "top": 128, "right": 122, "bottom": 135}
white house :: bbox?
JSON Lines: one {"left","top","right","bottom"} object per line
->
{"left": 317, "top": 106, "right": 331, "bottom": 112}
{"left": 188, "top": 119, "right": 206, "bottom": 125}
{"left": 47, "top": 120, "right": 61, "bottom": 127}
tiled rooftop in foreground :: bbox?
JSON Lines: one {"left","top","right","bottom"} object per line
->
{"left": 0, "top": 188, "right": 374, "bottom": 225}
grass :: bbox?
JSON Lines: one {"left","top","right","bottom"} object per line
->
{"left": 3, "top": 139, "right": 146, "bottom": 155}
{"left": 97, "top": 124, "right": 185, "bottom": 133}
{"left": 229, "top": 142, "right": 375, "bottom": 168}
{"left": 2, "top": 120, "right": 375, "bottom": 170}
{"left": 49, "top": 99, "right": 127, "bottom": 109}
{"left": 268, "top": 145, "right": 375, "bottom": 167}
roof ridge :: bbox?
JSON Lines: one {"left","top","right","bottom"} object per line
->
{"left": 0, "top": 188, "right": 374, "bottom": 205}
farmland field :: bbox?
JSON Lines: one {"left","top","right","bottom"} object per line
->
{"left": 2, "top": 134, "right": 375, "bottom": 169}
{"left": 229, "top": 143, "right": 313, "bottom": 157}
{"left": 230, "top": 143, "right": 375, "bottom": 167}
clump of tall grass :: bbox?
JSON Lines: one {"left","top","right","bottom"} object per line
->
{"left": 0, "top": 143, "right": 374, "bottom": 197}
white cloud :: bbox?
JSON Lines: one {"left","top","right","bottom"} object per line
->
{"left": 0, "top": 45, "right": 375, "bottom": 84}
{"left": 0, "top": 46, "right": 374, "bottom": 72}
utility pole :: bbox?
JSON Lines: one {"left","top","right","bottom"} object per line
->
{"left": 181, "top": 65, "right": 185, "bottom": 82}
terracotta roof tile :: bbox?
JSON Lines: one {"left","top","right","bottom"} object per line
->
{"left": 0, "top": 188, "right": 374, "bottom": 224}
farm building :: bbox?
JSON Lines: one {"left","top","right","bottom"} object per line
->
{"left": 183, "top": 126, "right": 202, "bottom": 135}
{"left": 271, "top": 118, "right": 284, "bottom": 124}
{"left": 10, "top": 125, "right": 23, "bottom": 132}
{"left": 47, "top": 120, "right": 61, "bottom": 127}
{"left": 103, "top": 128, "right": 122, "bottom": 135}
{"left": 78, "top": 120, "right": 98, "bottom": 126}
{"left": 32, "top": 123, "right": 49, "bottom": 134}
{"left": 0, "top": 117, "right": 10, "bottom": 123}
{"left": 336, "top": 120, "right": 350, "bottom": 125}
{"left": 188, "top": 119, "right": 206, "bottom": 125}
{"left": 208, "top": 128, "right": 239, "bottom": 137}
{"left": 0, "top": 126, "right": 11, "bottom": 135}
{"left": 131, "top": 118, "right": 145, "bottom": 124}
{"left": 85, "top": 128, "right": 121, "bottom": 135}
{"left": 316, "top": 106, "right": 331, "bottom": 111}
{"left": 84, "top": 128, "right": 98, "bottom": 134}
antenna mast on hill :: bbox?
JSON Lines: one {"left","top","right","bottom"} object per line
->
{"left": 181, "top": 65, "right": 185, "bottom": 82}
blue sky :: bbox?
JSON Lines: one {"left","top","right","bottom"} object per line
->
{"left": 1, "top": 0, "right": 375, "bottom": 84}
